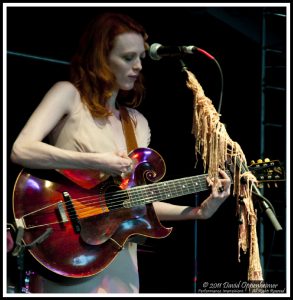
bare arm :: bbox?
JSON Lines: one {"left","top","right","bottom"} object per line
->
{"left": 154, "top": 169, "right": 231, "bottom": 220}
{"left": 10, "top": 81, "right": 132, "bottom": 176}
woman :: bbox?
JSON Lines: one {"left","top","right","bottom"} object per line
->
{"left": 10, "top": 12, "right": 231, "bottom": 293}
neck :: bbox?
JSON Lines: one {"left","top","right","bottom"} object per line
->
{"left": 106, "top": 90, "right": 119, "bottom": 116}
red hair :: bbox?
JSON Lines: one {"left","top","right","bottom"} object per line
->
{"left": 70, "top": 12, "right": 148, "bottom": 117}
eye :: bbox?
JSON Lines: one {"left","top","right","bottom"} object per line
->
{"left": 123, "top": 55, "right": 135, "bottom": 62}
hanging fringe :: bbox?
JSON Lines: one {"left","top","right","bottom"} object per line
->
{"left": 185, "top": 69, "right": 263, "bottom": 282}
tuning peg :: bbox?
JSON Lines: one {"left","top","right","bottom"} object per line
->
{"left": 274, "top": 183, "right": 278, "bottom": 188}
{"left": 257, "top": 159, "right": 263, "bottom": 163}
{"left": 250, "top": 160, "right": 256, "bottom": 165}
{"left": 264, "top": 158, "right": 270, "bottom": 162}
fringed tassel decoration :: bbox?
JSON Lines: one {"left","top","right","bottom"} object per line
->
{"left": 185, "top": 69, "right": 263, "bottom": 282}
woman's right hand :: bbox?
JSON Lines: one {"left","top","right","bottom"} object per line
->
{"left": 95, "top": 151, "right": 133, "bottom": 177}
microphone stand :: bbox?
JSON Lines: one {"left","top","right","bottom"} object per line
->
{"left": 237, "top": 156, "right": 283, "bottom": 232}
{"left": 251, "top": 184, "right": 282, "bottom": 231}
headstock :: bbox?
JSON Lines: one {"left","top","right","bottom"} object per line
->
{"left": 248, "top": 158, "right": 285, "bottom": 188}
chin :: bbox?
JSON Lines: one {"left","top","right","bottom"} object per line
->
{"left": 120, "top": 84, "right": 134, "bottom": 91}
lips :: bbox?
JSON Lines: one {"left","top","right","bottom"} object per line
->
{"left": 128, "top": 75, "right": 138, "bottom": 79}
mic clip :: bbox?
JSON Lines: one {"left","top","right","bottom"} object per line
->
{"left": 179, "top": 59, "right": 188, "bottom": 72}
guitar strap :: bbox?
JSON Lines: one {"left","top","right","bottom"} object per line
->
{"left": 119, "top": 106, "right": 138, "bottom": 152}
{"left": 119, "top": 106, "right": 149, "bottom": 245}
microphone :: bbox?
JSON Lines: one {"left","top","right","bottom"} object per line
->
{"left": 149, "top": 43, "right": 215, "bottom": 61}
{"left": 148, "top": 43, "right": 198, "bottom": 60}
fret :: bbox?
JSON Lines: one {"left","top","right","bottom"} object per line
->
{"left": 125, "top": 169, "right": 234, "bottom": 208}
{"left": 127, "top": 174, "right": 210, "bottom": 208}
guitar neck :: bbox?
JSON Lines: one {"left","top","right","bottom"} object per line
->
{"left": 125, "top": 170, "right": 233, "bottom": 208}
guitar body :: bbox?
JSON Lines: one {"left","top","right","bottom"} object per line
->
{"left": 12, "top": 148, "right": 172, "bottom": 278}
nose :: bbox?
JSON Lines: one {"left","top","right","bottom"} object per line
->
{"left": 133, "top": 57, "right": 142, "bottom": 71}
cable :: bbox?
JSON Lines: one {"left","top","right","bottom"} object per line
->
{"left": 7, "top": 50, "right": 70, "bottom": 65}
{"left": 195, "top": 48, "right": 224, "bottom": 114}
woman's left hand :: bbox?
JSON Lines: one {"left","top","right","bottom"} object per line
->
{"left": 207, "top": 168, "right": 231, "bottom": 200}
{"left": 199, "top": 169, "right": 231, "bottom": 219}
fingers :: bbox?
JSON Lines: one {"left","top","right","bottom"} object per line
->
{"left": 121, "top": 163, "right": 133, "bottom": 174}
{"left": 115, "top": 151, "right": 132, "bottom": 165}
{"left": 206, "top": 168, "right": 231, "bottom": 197}
{"left": 218, "top": 168, "right": 230, "bottom": 179}
{"left": 117, "top": 150, "right": 129, "bottom": 159}
{"left": 218, "top": 186, "right": 225, "bottom": 193}
{"left": 113, "top": 152, "right": 133, "bottom": 177}
{"left": 99, "top": 151, "right": 133, "bottom": 177}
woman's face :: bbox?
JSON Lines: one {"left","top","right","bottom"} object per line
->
{"left": 108, "top": 32, "right": 146, "bottom": 91}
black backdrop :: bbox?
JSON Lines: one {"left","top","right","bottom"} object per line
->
{"left": 5, "top": 5, "right": 287, "bottom": 294}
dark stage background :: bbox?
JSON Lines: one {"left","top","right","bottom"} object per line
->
{"left": 5, "top": 5, "right": 287, "bottom": 294}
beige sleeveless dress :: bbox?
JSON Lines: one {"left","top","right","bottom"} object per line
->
{"left": 30, "top": 99, "right": 151, "bottom": 294}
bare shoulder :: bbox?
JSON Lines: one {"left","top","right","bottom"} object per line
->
{"left": 46, "top": 81, "right": 81, "bottom": 113}
{"left": 126, "top": 108, "right": 150, "bottom": 132}
{"left": 127, "top": 107, "right": 144, "bottom": 118}
{"left": 50, "top": 81, "right": 79, "bottom": 97}
{"left": 127, "top": 107, "right": 148, "bottom": 121}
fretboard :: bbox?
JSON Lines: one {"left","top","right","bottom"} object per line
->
{"left": 124, "top": 170, "right": 233, "bottom": 208}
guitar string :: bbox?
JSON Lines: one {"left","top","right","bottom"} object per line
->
{"left": 73, "top": 178, "right": 208, "bottom": 217}
{"left": 36, "top": 160, "right": 275, "bottom": 220}
{"left": 63, "top": 172, "right": 230, "bottom": 219}
{"left": 23, "top": 159, "right": 278, "bottom": 227}
{"left": 24, "top": 169, "right": 234, "bottom": 227}
{"left": 28, "top": 175, "right": 211, "bottom": 225}
{"left": 64, "top": 178, "right": 206, "bottom": 216}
